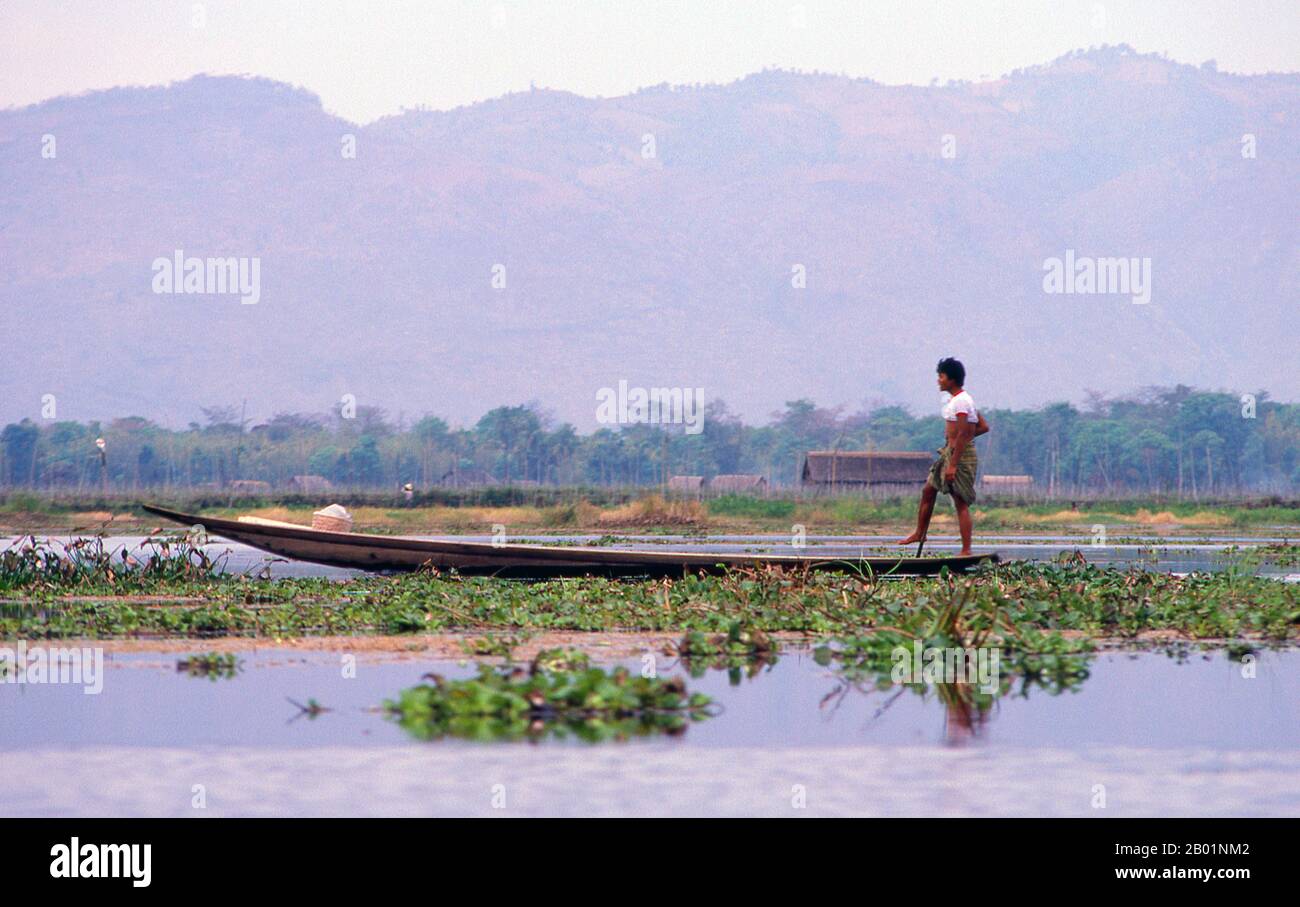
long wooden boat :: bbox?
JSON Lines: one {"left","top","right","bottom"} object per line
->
{"left": 142, "top": 504, "right": 999, "bottom": 578}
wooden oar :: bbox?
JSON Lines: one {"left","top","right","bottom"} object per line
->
{"left": 916, "top": 537, "right": 925, "bottom": 558}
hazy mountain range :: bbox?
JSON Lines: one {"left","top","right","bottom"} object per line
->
{"left": 1, "top": 45, "right": 1296, "bottom": 431}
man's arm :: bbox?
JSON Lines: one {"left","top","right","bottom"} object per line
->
{"left": 974, "top": 413, "right": 990, "bottom": 437}
{"left": 945, "top": 419, "right": 975, "bottom": 478}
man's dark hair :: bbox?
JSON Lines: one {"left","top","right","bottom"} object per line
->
{"left": 936, "top": 357, "right": 966, "bottom": 386}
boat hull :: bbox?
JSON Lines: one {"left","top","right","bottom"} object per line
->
{"left": 141, "top": 504, "right": 998, "bottom": 577}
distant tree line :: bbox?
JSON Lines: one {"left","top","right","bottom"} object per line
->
{"left": 1, "top": 387, "right": 1296, "bottom": 496}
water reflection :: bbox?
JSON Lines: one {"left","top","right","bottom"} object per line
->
{"left": 814, "top": 640, "right": 1094, "bottom": 746}
{"left": 384, "top": 661, "right": 717, "bottom": 743}
{"left": 3, "top": 646, "right": 1295, "bottom": 752}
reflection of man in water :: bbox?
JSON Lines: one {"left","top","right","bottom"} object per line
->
{"left": 937, "top": 684, "right": 989, "bottom": 746}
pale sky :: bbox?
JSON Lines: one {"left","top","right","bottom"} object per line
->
{"left": 2, "top": 0, "right": 1297, "bottom": 123}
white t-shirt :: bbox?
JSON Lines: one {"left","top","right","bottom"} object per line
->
{"left": 942, "top": 390, "right": 978, "bottom": 423}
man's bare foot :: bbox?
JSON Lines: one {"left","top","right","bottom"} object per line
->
{"left": 897, "top": 532, "right": 926, "bottom": 546}
{"left": 958, "top": 548, "right": 973, "bottom": 556}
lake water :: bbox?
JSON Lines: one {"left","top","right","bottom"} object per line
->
{"left": 2, "top": 646, "right": 1297, "bottom": 816}
{"left": 3, "top": 531, "right": 1295, "bottom": 815}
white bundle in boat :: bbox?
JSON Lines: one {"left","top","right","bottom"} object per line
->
{"left": 312, "top": 504, "right": 353, "bottom": 532}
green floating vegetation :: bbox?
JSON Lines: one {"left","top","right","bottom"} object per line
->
{"left": 0, "top": 535, "right": 224, "bottom": 593}
{"left": 677, "top": 621, "right": 777, "bottom": 658}
{"left": 176, "top": 651, "right": 242, "bottom": 680}
{"left": 2, "top": 538, "right": 1297, "bottom": 644}
{"left": 675, "top": 620, "right": 779, "bottom": 681}
{"left": 1261, "top": 542, "right": 1300, "bottom": 567}
{"left": 810, "top": 587, "right": 1094, "bottom": 731}
{"left": 288, "top": 697, "right": 331, "bottom": 719}
{"left": 531, "top": 648, "right": 591, "bottom": 672}
{"left": 1219, "top": 542, "right": 1300, "bottom": 569}
{"left": 814, "top": 630, "right": 1093, "bottom": 698}
{"left": 385, "top": 653, "right": 713, "bottom": 743}
{"left": 459, "top": 633, "right": 532, "bottom": 658}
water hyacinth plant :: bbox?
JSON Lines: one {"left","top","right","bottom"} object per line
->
{"left": 459, "top": 634, "right": 532, "bottom": 659}
{"left": 0, "top": 534, "right": 223, "bottom": 593}
{"left": 176, "top": 651, "right": 242, "bottom": 680}
{"left": 674, "top": 620, "right": 779, "bottom": 680}
{"left": 1, "top": 548, "right": 1295, "bottom": 644}
{"left": 385, "top": 650, "right": 714, "bottom": 742}
{"left": 811, "top": 583, "right": 1094, "bottom": 729}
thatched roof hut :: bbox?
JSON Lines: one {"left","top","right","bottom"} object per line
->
{"left": 228, "top": 479, "right": 272, "bottom": 494}
{"left": 801, "top": 451, "right": 931, "bottom": 486}
{"left": 438, "top": 467, "right": 498, "bottom": 488}
{"left": 667, "top": 475, "right": 705, "bottom": 494}
{"left": 980, "top": 475, "right": 1034, "bottom": 496}
{"left": 980, "top": 475, "right": 1033, "bottom": 487}
{"left": 287, "top": 474, "right": 334, "bottom": 493}
{"left": 709, "top": 474, "right": 768, "bottom": 493}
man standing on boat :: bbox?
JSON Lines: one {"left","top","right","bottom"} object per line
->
{"left": 899, "top": 357, "right": 989, "bottom": 556}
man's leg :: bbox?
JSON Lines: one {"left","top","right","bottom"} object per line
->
{"left": 898, "top": 484, "right": 938, "bottom": 546}
{"left": 954, "top": 495, "right": 973, "bottom": 555}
